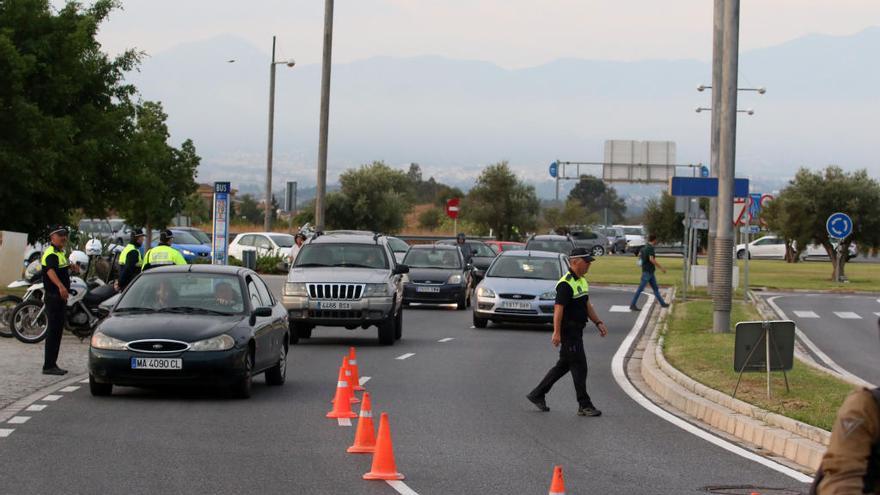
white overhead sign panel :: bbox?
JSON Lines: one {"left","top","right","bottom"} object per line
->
{"left": 603, "top": 140, "right": 676, "bottom": 184}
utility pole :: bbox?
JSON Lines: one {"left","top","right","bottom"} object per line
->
{"left": 315, "top": 0, "right": 334, "bottom": 231}
{"left": 712, "top": 0, "right": 740, "bottom": 333}
{"left": 264, "top": 36, "right": 277, "bottom": 232}
{"left": 707, "top": 0, "right": 724, "bottom": 295}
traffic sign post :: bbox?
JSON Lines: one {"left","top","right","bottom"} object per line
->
{"left": 826, "top": 212, "right": 853, "bottom": 283}
{"left": 212, "top": 182, "right": 231, "bottom": 265}
{"left": 446, "top": 197, "right": 460, "bottom": 235}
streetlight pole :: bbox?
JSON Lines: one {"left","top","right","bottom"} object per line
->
{"left": 713, "top": 0, "right": 741, "bottom": 334}
{"left": 264, "top": 36, "right": 277, "bottom": 232}
{"left": 315, "top": 0, "right": 335, "bottom": 231}
{"left": 708, "top": 0, "right": 723, "bottom": 296}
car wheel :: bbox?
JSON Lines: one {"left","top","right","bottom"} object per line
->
{"left": 394, "top": 308, "right": 403, "bottom": 341}
{"left": 473, "top": 313, "right": 488, "bottom": 328}
{"left": 592, "top": 246, "right": 605, "bottom": 257}
{"left": 89, "top": 374, "right": 112, "bottom": 397}
{"left": 232, "top": 348, "right": 254, "bottom": 399}
{"left": 456, "top": 290, "right": 467, "bottom": 310}
{"left": 265, "top": 343, "right": 287, "bottom": 386}
{"left": 378, "top": 316, "right": 395, "bottom": 346}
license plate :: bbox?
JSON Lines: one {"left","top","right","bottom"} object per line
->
{"left": 501, "top": 301, "right": 532, "bottom": 310}
{"left": 131, "top": 357, "right": 182, "bottom": 370}
{"left": 317, "top": 301, "right": 352, "bottom": 310}
{"left": 416, "top": 286, "right": 441, "bottom": 293}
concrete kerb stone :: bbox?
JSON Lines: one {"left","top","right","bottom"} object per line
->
{"left": 638, "top": 289, "right": 827, "bottom": 472}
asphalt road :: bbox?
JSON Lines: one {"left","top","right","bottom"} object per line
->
{"left": 0, "top": 278, "right": 809, "bottom": 494}
{"left": 766, "top": 292, "right": 879, "bottom": 386}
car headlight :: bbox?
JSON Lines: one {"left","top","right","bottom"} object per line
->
{"left": 477, "top": 287, "right": 496, "bottom": 298}
{"left": 284, "top": 282, "right": 308, "bottom": 297}
{"left": 447, "top": 274, "right": 462, "bottom": 284}
{"left": 189, "top": 334, "right": 235, "bottom": 352}
{"left": 90, "top": 331, "right": 127, "bottom": 351}
{"left": 181, "top": 249, "right": 195, "bottom": 256}
{"left": 539, "top": 290, "right": 556, "bottom": 300}
{"left": 364, "top": 283, "right": 390, "bottom": 297}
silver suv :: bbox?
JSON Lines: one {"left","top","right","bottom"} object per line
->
{"left": 281, "top": 233, "right": 409, "bottom": 346}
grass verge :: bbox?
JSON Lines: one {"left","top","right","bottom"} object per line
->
{"left": 662, "top": 298, "right": 855, "bottom": 431}
{"left": 588, "top": 255, "right": 880, "bottom": 293}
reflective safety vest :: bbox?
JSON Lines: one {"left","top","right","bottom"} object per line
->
{"left": 143, "top": 245, "right": 187, "bottom": 268}
{"left": 119, "top": 243, "right": 143, "bottom": 267}
{"left": 41, "top": 245, "right": 69, "bottom": 268}
{"left": 558, "top": 271, "right": 589, "bottom": 299}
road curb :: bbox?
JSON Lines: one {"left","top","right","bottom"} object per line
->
{"left": 638, "top": 292, "right": 827, "bottom": 473}
{"left": 0, "top": 372, "right": 88, "bottom": 424}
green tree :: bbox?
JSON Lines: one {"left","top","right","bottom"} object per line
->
{"left": 568, "top": 175, "right": 627, "bottom": 223}
{"left": 643, "top": 192, "right": 684, "bottom": 244}
{"left": 763, "top": 166, "right": 880, "bottom": 280}
{"left": 417, "top": 207, "right": 445, "bottom": 230}
{"left": 0, "top": 0, "right": 141, "bottom": 238}
{"left": 462, "top": 161, "right": 539, "bottom": 240}
{"left": 181, "top": 192, "right": 210, "bottom": 225}
{"left": 236, "top": 194, "right": 263, "bottom": 224}
{"left": 326, "top": 161, "right": 414, "bottom": 233}
{"left": 541, "top": 200, "right": 598, "bottom": 232}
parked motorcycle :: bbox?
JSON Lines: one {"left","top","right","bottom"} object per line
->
{"left": 0, "top": 260, "right": 43, "bottom": 338}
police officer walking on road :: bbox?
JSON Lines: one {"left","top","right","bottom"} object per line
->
{"left": 41, "top": 226, "right": 72, "bottom": 376}
{"left": 142, "top": 229, "right": 187, "bottom": 271}
{"left": 527, "top": 248, "right": 608, "bottom": 417}
{"left": 115, "top": 228, "right": 145, "bottom": 291}
{"left": 813, "top": 317, "right": 880, "bottom": 495}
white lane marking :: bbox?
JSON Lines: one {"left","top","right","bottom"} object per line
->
{"left": 42, "top": 395, "right": 62, "bottom": 402}
{"left": 386, "top": 480, "right": 419, "bottom": 495}
{"left": 79, "top": 379, "right": 89, "bottom": 384}
{"left": 25, "top": 405, "right": 46, "bottom": 412}
{"left": 7, "top": 416, "right": 30, "bottom": 425}
{"left": 359, "top": 376, "right": 371, "bottom": 386}
{"left": 874, "top": 312, "right": 880, "bottom": 317}
{"left": 469, "top": 325, "right": 475, "bottom": 329}
{"left": 0, "top": 428, "right": 13, "bottom": 438}
{"left": 59, "top": 386, "right": 80, "bottom": 393}
{"left": 834, "top": 311, "right": 861, "bottom": 320}
{"left": 337, "top": 418, "right": 352, "bottom": 427}
{"left": 792, "top": 310, "right": 819, "bottom": 318}
{"left": 395, "top": 353, "right": 415, "bottom": 360}
{"left": 609, "top": 305, "right": 631, "bottom": 313}
{"left": 438, "top": 337, "right": 455, "bottom": 343}
{"left": 611, "top": 295, "right": 813, "bottom": 484}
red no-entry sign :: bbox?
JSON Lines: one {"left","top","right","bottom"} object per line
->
{"left": 446, "top": 197, "right": 460, "bottom": 219}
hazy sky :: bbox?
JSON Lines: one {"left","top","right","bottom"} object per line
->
{"left": 96, "top": 1, "right": 880, "bottom": 68}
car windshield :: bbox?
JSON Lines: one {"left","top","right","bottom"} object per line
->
{"left": 294, "top": 243, "right": 388, "bottom": 269}
{"left": 116, "top": 272, "right": 245, "bottom": 315}
{"left": 502, "top": 244, "right": 524, "bottom": 251}
{"left": 269, "top": 234, "right": 296, "bottom": 248}
{"left": 387, "top": 237, "right": 410, "bottom": 253}
{"left": 79, "top": 220, "right": 112, "bottom": 234}
{"left": 525, "top": 240, "right": 571, "bottom": 254}
{"left": 487, "top": 257, "right": 561, "bottom": 280}
{"left": 467, "top": 243, "right": 495, "bottom": 257}
{"left": 108, "top": 220, "right": 125, "bottom": 231}
{"left": 170, "top": 230, "right": 201, "bottom": 244}
{"left": 403, "top": 249, "right": 461, "bottom": 269}
{"left": 187, "top": 229, "right": 211, "bottom": 245}
{"left": 623, "top": 227, "right": 644, "bottom": 236}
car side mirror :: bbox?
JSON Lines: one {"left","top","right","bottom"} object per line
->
{"left": 250, "top": 306, "right": 272, "bottom": 325}
{"left": 393, "top": 264, "right": 409, "bottom": 275}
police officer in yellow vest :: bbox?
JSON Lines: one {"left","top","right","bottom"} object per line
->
{"left": 142, "top": 229, "right": 187, "bottom": 271}
{"left": 528, "top": 248, "right": 608, "bottom": 416}
{"left": 115, "top": 228, "right": 146, "bottom": 290}
{"left": 41, "top": 226, "right": 72, "bottom": 375}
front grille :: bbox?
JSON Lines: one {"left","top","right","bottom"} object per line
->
{"left": 309, "top": 309, "right": 364, "bottom": 319}
{"left": 307, "top": 283, "right": 364, "bottom": 300}
{"left": 499, "top": 294, "right": 536, "bottom": 300}
{"left": 126, "top": 339, "right": 189, "bottom": 353}
{"left": 413, "top": 281, "right": 444, "bottom": 285}
{"left": 495, "top": 308, "right": 539, "bottom": 315}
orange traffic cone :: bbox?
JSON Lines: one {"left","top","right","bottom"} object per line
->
{"left": 349, "top": 347, "right": 365, "bottom": 391}
{"left": 332, "top": 357, "right": 360, "bottom": 404}
{"left": 347, "top": 392, "right": 376, "bottom": 453}
{"left": 549, "top": 465, "right": 565, "bottom": 495}
{"left": 363, "top": 412, "right": 404, "bottom": 480}
{"left": 326, "top": 362, "right": 357, "bottom": 419}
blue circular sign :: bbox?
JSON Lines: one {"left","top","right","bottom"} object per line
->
{"left": 700, "top": 165, "right": 709, "bottom": 178}
{"left": 826, "top": 212, "right": 853, "bottom": 240}
{"left": 549, "top": 161, "right": 558, "bottom": 178}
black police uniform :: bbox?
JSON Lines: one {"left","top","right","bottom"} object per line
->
{"left": 41, "top": 245, "right": 70, "bottom": 371}
{"left": 529, "top": 269, "right": 595, "bottom": 409}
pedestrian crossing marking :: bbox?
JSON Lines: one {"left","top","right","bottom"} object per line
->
{"left": 42, "top": 395, "right": 62, "bottom": 401}
{"left": 610, "top": 305, "right": 631, "bottom": 313}
{"left": 834, "top": 312, "right": 861, "bottom": 319}
{"left": 0, "top": 429, "right": 13, "bottom": 438}
{"left": 7, "top": 416, "right": 30, "bottom": 425}
{"left": 25, "top": 405, "right": 46, "bottom": 412}
{"left": 59, "top": 386, "right": 79, "bottom": 393}
{"left": 793, "top": 311, "right": 819, "bottom": 318}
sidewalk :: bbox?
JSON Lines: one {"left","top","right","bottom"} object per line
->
{"left": 0, "top": 335, "right": 90, "bottom": 410}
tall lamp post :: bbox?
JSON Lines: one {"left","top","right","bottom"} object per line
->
{"left": 264, "top": 36, "right": 296, "bottom": 232}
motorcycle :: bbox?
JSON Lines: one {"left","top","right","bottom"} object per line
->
{"left": 0, "top": 260, "right": 43, "bottom": 338}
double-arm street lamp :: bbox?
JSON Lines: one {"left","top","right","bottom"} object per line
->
{"left": 264, "top": 36, "right": 296, "bottom": 231}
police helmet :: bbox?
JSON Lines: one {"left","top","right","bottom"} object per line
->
{"left": 130, "top": 228, "right": 145, "bottom": 244}
{"left": 159, "top": 229, "right": 174, "bottom": 244}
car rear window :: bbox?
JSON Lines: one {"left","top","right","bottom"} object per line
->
{"left": 525, "top": 240, "right": 571, "bottom": 254}
{"left": 403, "top": 248, "right": 461, "bottom": 269}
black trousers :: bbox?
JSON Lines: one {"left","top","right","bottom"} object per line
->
{"left": 530, "top": 339, "right": 593, "bottom": 408}
{"left": 43, "top": 295, "right": 65, "bottom": 370}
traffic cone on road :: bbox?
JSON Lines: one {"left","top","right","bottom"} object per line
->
{"left": 348, "top": 347, "right": 365, "bottom": 391}
{"left": 347, "top": 392, "right": 376, "bottom": 453}
{"left": 363, "top": 412, "right": 405, "bottom": 480}
{"left": 326, "top": 362, "right": 357, "bottom": 419}
{"left": 549, "top": 465, "right": 565, "bottom": 495}
{"left": 332, "top": 357, "right": 360, "bottom": 404}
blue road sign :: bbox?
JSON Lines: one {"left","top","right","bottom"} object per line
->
{"left": 549, "top": 161, "right": 558, "bottom": 178}
{"left": 212, "top": 181, "right": 231, "bottom": 265}
{"left": 700, "top": 165, "right": 709, "bottom": 178}
{"left": 669, "top": 177, "right": 750, "bottom": 198}
{"left": 826, "top": 212, "right": 853, "bottom": 240}
{"left": 748, "top": 193, "right": 762, "bottom": 220}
